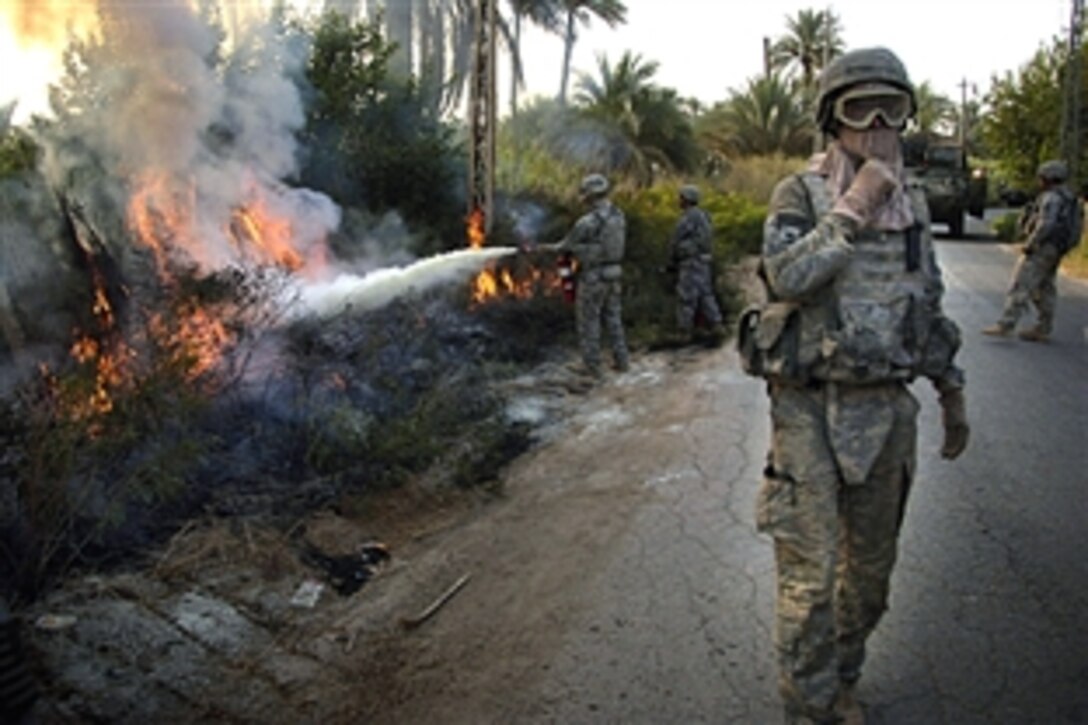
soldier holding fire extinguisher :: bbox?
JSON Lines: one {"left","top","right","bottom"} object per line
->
{"left": 549, "top": 173, "right": 630, "bottom": 379}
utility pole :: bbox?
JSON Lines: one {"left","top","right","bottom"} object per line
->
{"left": 467, "top": 0, "right": 497, "bottom": 234}
{"left": 958, "top": 78, "right": 969, "bottom": 147}
{"left": 1061, "top": 0, "right": 1084, "bottom": 186}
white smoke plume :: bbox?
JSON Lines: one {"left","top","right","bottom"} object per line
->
{"left": 40, "top": 0, "right": 339, "bottom": 276}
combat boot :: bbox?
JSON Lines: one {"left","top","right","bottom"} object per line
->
{"left": 706, "top": 323, "right": 728, "bottom": 347}
{"left": 1018, "top": 327, "right": 1050, "bottom": 343}
{"left": 833, "top": 686, "right": 865, "bottom": 725}
{"left": 981, "top": 323, "right": 1013, "bottom": 337}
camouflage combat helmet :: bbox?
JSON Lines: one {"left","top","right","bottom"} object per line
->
{"left": 579, "top": 173, "right": 610, "bottom": 200}
{"left": 679, "top": 184, "right": 700, "bottom": 204}
{"left": 1037, "top": 160, "right": 1069, "bottom": 183}
{"left": 816, "top": 47, "right": 916, "bottom": 132}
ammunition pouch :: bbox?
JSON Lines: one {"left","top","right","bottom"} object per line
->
{"left": 737, "top": 302, "right": 801, "bottom": 379}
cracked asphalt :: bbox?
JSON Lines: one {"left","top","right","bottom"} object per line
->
{"left": 361, "top": 237, "right": 1086, "bottom": 724}
{"left": 24, "top": 238, "right": 1087, "bottom": 724}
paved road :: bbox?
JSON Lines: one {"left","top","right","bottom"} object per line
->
{"left": 461, "top": 236, "right": 1088, "bottom": 724}
{"left": 25, "top": 232, "right": 1087, "bottom": 725}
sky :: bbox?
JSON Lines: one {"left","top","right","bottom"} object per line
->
{"left": 0, "top": 0, "right": 1075, "bottom": 124}
{"left": 504, "top": 0, "right": 1074, "bottom": 111}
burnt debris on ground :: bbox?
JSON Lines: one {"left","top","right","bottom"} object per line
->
{"left": 0, "top": 258, "right": 572, "bottom": 605}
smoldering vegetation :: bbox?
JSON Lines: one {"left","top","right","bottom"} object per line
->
{"left": 0, "top": 1, "right": 574, "bottom": 603}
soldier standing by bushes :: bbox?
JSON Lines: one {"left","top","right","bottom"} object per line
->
{"left": 553, "top": 173, "right": 629, "bottom": 378}
{"left": 668, "top": 184, "right": 725, "bottom": 344}
{"left": 738, "top": 46, "right": 969, "bottom": 724}
{"left": 983, "top": 160, "right": 1084, "bottom": 342}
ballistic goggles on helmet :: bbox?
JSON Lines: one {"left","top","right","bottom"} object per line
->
{"left": 833, "top": 83, "right": 913, "bottom": 130}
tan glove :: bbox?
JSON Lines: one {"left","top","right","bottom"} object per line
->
{"left": 831, "top": 159, "right": 899, "bottom": 228}
{"left": 939, "top": 388, "right": 969, "bottom": 460}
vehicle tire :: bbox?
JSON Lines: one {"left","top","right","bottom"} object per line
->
{"left": 949, "top": 213, "right": 965, "bottom": 238}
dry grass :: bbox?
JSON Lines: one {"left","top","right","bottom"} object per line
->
{"left": 1060, "top": 214, "right": 1088, "bottom": 280}
{"left": 716, "top": 153, "right": 810, "bottom": 204}
{"left": 152, "top": 518, "right": 305, "bottom": 583}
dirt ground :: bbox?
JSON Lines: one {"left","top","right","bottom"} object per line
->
{"left": 18, "top": 341, "right": 736, "bottom": 724}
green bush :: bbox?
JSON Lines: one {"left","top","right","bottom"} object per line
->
{"left": 991, "top": 211, "right": 1021, "bottom": 242}
{"left": 617, "top": 182, "right": 766, "bottom": 345}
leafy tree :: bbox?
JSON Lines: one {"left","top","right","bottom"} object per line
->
{"left": 0, "top": 128, "right": 39, "bottom": 178}
{"left": 572, "top": 52, "right": 698, "bottom": 183}
{"left": 911, "top": 81, "right": 957, "bottom": 137}
{"left": 979, "top": 36, "right": 1087, "bottom": 190}
{"left": 507, "top": 0, "right": 562, "bottom": 117}
{"left": 299, "top": 10, "right": 466, "bottom": 248}
{"left": 556, "top": 0, "right": 627, "bottom": 106}
{"left": 696, "top": 74, "right": 813, "bottom": 158}
{"left": 574, "top": 51, "right": 659, "bottom": 137}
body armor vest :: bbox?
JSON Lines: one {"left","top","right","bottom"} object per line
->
{"left": 794, "top": 173, "right": 933, "bottom": 384}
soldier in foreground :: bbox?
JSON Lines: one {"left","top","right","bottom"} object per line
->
{"left": 982, "top": 160, "right": 1084, "bottom": 342}
{"left": 738, "top": 47, "right": 969, "bottom": 724}
{"left": 668, "top": 184, "right": 725, "bottom": 344}
{"left": 553, "top": 173, "right": 629, "bottom": 378}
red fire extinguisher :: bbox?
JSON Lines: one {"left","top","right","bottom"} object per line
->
{"left": 557, "top": 252, "right": 576, "bottom": 303}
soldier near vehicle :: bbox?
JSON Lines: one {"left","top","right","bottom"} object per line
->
{"left": 666, "top": 184, "right": 725, "bottom": 344}
{"left": 982, "top": 160, "right": 1084, "bottom": 342}
{"left": 738, "top": 47, "right": 970, "bottom": 724}
{"left": 552, "top": 173, "right": 629, "bottom": 378}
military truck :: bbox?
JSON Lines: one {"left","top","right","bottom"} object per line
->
{"left": 905, "top": 138, "right": 987, "bottom": 237}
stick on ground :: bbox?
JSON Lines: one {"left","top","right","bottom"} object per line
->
{"left": 400, "top": 573, "right": 471, "bottom": 630}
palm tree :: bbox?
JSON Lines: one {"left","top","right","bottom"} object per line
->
{"left": 696, "top": 74, "right": 812, "bottom": 158}
{"left": 570, "top": 51, "right": 697, "bottom": 183}
{"left": 770, "top": 8, "right": 844, "bottom": 91}
{"left": 507, "top": 0, "right": 562, "bottom": 117}
{"left": 574, "top": 51, "right": 658, "bottom": 135}
{"left": 557, "top": 0, "right": 627, "bottom": 107}
{"left": 384, "top": 0, "right": 414, "bottom": 79}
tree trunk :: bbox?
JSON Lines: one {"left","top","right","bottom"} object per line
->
{"left": 558, "top": 10, "right": 575, "bottom": 106}
{"left": 386, "top": 0, "right": 413, "bottom": 80}
{"left": 365, "top": 0, "right": 381, "bottom": 24}
{"left": 418, "top": 0, "right": 445, "bottom": 117}
{"left": 509, "top": 11, "right": 521, "bottom": 117}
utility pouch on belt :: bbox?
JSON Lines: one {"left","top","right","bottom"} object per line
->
{"left": 737, "top": 301, "right": 800, "bottom": 378}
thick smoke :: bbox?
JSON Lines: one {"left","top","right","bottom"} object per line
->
{"left": 38, "top": 0, "right": 339, "bottom": 277}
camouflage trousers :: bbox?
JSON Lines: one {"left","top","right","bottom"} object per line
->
{"left": 998, "top": 245, "right": 1061, "bottom": 333}
{"left": 757, "top": 381, "right": 918, "bottom": 723}
{"left": 576, "top": 277, "right": 628, "bottom": 373}
{"left": 675, "top": 259, "right": 722, "bottom": 330}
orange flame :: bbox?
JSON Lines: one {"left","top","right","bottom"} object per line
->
{"left": 58, "top": 258, "right": 131, "bottom": 424}
{"left": 465, "top": 205, "right": 562, "bottom": 306}
{"left": 466, "top": 206, "right": 486, "bottom": 249}
{"left": 127, "top": 171, "right": 198, "bottom": 277}
{"left": 150, "top": 301, "right": 234, "bottom": 382}
{"left": 230, "top": 202, "right": 303, "bottom": 271}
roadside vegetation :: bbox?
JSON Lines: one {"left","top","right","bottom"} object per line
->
{"left": 0, "top": 1, "right": 1084, "bottom": 602}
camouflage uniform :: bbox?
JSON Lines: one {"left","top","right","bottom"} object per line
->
{"left": 989, "top": 163, "right": 1083, "bottom": 339}
{"left": 740, "top": 47, "right": 968, "bottom": 724}
{"left": 557, "top": 194, "right": 629, "bottom": 375}
{"left": 670, "top": 204, "right": 723, "bottom": 333}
